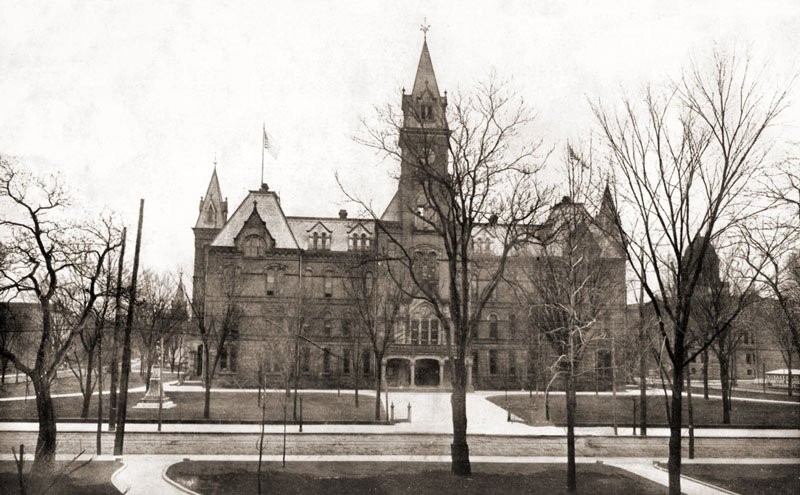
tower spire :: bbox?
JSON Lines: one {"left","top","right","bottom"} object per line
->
{"left": 412, "top": 29, "right": 440, "bottom": 98}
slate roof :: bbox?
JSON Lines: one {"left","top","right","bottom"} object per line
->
{"left": 210, "top": 189, "right": 299, "bottom": 249}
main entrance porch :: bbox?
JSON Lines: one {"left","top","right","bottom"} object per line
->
{"left": 383, "top": 357, "right": 448, "bottom": 388}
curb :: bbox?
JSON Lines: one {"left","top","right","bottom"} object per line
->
{"left": 162, "top": 460, "right": 202, "bottom": 495}
{"left": 110, "top": 460, "right": 130, "bottom": 494}
{"left": 651, "top": 461, "right": 740, "bottom": 495}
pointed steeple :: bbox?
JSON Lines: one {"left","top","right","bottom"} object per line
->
{"left": 195, "top": 168, "right": 228, "bottom": 229}
{"left": 412, "top": 39, "right": 440, "bottom": 98}
{"left": 596, "top": 181, "right": 620, "bottom": 234}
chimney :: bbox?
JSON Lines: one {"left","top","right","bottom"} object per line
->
{"left": 339, "top": 209, "right": 348, "bottom": 219}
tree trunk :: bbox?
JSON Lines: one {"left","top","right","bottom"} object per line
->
{"left": 1, "top": 358, "right": 7, "bottom": 384}
{"left": 719, "top": 353, "right": 731, "bottom": 424}
{"left": 449, "top": 356, "right": 471, "bottom": 476}
{"left": 203, "top": 344, "right": 211, "bottom": 419}
{"left": 701, "top": 350, "right": 709, "bottom": 400}
{"left": 787, "top": 353, "right": 793, "bottom": 397}
{"left": 375, "top": 352, "right": 384, "bottom": 420}
{"left": 565, "top": 369, "right": 577, "bottom": 495}
{"left": 667, "top": 358, "right": 684, "bottom": 495}
{"left": 31, "top": 374, "right": 57, "bottom": 472}
{"left": 638, "top": 347, "right": 647, "bottom": 436}
{"left": 80, "top": 348, "right": 95, "bottom": 419}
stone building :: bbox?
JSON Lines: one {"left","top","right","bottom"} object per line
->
{"left": 188, "top": 37, "right": 627, "bottom": 390}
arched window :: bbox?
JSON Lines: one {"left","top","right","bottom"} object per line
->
{"left": 266, "top": 268, "right": 276, "bottom": 296}
{"left": 244, "top": 235, "right": 266, "bottom": 257}
{"left": 205, "top": 204, "right": 216, "bottom": 224}
{"left": 324, "top": 269, "right": 333, "bottom": 297}
{"left": 312, "top": 232, "right": 319, "bottom": 250}
{"left": 360, "top": 233, "right": 368, "bottom": 250}
{"left": 489, "top": 314, "right": 499, "bottom": 340}
{"left": 321, "top": 232, "right": 329, "bottom": 250}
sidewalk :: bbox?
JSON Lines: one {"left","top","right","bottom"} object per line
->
{"left": 1, "top": 390, "right": 798, "bottom": 437}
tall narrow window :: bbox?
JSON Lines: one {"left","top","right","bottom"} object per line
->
{"left": 324, "top": 269, "right": 333, "bottom": 297}
{"left": 365, "top": 271, "right": 373, "bottom": 293}
{"left": 508, "top": 314, "right": 517, "bottom": 338}
{"left": 229, "top": 347, "right": 238, "bottom": 372}
{"left": 341, "top": 319, "right": 350, "bottom": 337}
{"left": 220, "top": 346, "right": 228, "bottom": 370}
{"left": 312, "top": 232, "right": 319, "bottom": 250}
{"left": 266, "top": 268, "right": 276, "bottom": 296}
{"left": 321, "top": 232, "right": 329, "bottom": 250}
{"left": 410, "top": 319, "right": 420, "bottom": 345}
{"left": 430, "top": 319, "right": 439, "bottom": 345}
{"left": 489, "top": 314, "right": 499, "bottom": 340}
{"left": 489, "top": 349, "right": 498, "bottom": 375}
{"left": 301, "top": 347, "right": 311, "bottom": 373}
{"left": 323, "top": 313, "right": 332, "bottom": 337}
{"left": 362, "top": 350, "right": 371, "bottom": 375}
{"left": 343, "top": 350, "right": 351, "bottom": 374}
{"left": 508, "top": 352, "right": 516, "bottom": 377}
{"left": 323, "top": 348, "right": 331, "bottom": 373}
{"left": 360, "top": 233, "right": 367, "bottom": 250}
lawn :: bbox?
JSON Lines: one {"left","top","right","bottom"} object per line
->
{"left": 0, "top": 370, "right": 147, "bottom": 399}
{"left": 487, "top": 393, "right": 800, "bottom": 428}
{"left": 657, "top": 463, "right": 800, "bottom": 495}
{"left": 0, "top": 460, "right": 121, "bottom": 495}
{"left": 167, "top": 461, "right": 668, "bottom": 495}
{"left": 0, "top": 390, "right": 383, "bottom": 423}
{"left": 689, "top": 385, "right": 799, "bottom": 403}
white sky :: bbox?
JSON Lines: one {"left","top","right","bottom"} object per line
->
{"left": 1, "top": 0, "right": 798, "bottom": 284}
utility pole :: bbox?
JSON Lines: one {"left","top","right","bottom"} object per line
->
{"left": 114, "top": 200, "right": 144, "bottom": 455}
{"left": 108, "top": 227, "right": 127, "bottom": 431}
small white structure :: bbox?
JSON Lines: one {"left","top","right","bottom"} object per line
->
{"left": 134, "top": 365, "right": 176, "bottom": 409}
{"left": 765, "top": 369, "right": 800, "bottom": 390}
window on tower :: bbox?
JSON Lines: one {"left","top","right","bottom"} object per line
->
{"left": 421, "top": 104, "right": 433, "bottom": 120}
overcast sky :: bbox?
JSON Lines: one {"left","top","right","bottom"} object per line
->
{"left": 1, "top": 0, "right": 798, "bottom": 285}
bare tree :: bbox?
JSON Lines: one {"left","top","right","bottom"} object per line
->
{"left": 134, "top": 270, "right": 184, "bottom": 391}
{"left": 188, "top": 265, "right": 243, "bottom": 419}
{"left": 344, "top": 258, "right": 405, "bottom": 419}
{"left": 688, "top": 240, "right": 759, "bottom": 423}
{"left": 351, "top": 77, "right": 550, "bottom": 475}
{"left": 592, "top": 50, "right": 788, "bottom": 494}
{"left": 515, "top": 151, "right": 624, "bottom": 494}
{"left": 0, "top": 156, "right": 122, "bottom": 470}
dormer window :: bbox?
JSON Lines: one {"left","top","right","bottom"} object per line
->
{"left": 244, "top": 235, "right": 267, "bottom": 257}
{"left": 308, "top": 223, "right": 333, "bottom": 251}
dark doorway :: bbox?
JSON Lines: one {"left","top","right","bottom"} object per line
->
{"left": 415, "top": 359, "right": 440, "bottom": 387}
{"left": 387, "top": 358, "right": 411, "bottom": 387}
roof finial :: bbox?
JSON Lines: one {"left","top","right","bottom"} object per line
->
{"left": 420, "top": 17, "right": 430, "bottom": 40}
{"left": 213, "top": 153, "right": 217, "bottom": 169}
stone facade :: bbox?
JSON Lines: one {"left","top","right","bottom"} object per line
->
{"left": 188, "top": 38, "right": 627, "bottom": 391}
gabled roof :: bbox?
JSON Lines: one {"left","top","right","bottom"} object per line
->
{"left": 305, "top": 221, "right": 333, "bottom": 233}
{"left": 211, "top": 189, "right": 298, "bottom": 249}
{"left": 412, "top": 39, "right": 440, "bottom": 98}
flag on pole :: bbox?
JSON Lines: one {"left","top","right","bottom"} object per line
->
{"left": 263, "top": 127, "right": 278, "bottom": 159}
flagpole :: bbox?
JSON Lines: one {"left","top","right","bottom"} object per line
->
{"left": 261, "top": 123, "right": 265, "bottom": 185}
